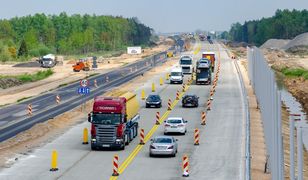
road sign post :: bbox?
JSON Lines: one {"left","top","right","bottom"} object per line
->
{"left": 78, "top": 80, "right": 90, "bottom": 112}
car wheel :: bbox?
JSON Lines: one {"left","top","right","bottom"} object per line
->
{"left": 91, "top": 145, "right": 97, "bottom": 151}
{"left": 172, "top": 153, "right": 176, "bottom": 157}
{"left": 146, "top": 104, "right": 149, "bottom": 108}
{"left": 164, "top": 132, "right": 168, "bottom": 135}
{"left": 149, "top": 153, "right": 153, "bottom": 157}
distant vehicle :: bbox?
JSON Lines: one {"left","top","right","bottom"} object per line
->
{"left": 39, "top": 54, "right": 57, "bottom": 68}
{"left": 202, "top": 52, "right": 216, "bottom": 71}
{"left": 164, "top": 117, "right": 187, "bottom": 135}
{"left": 145, "top": 94, "right": 162, "bottom": 108}
{"left": 182, "top": 95, "right": 199, "bottom": 107}
{"left": 179, "top": 55, "right": 193, "bottom": 74}
{"left": 169, "top": 67, "right": 184, "bottom": 84}
{"left": 73, "top": 60, "right": 90, "bottom": 72}
{"left": 88, "top": 92, "right": 140, "bottom": 150}
{"left": 149, "top": 136, "right": 178, "bottom": 157}
{"left": 199, "top": 34, "right": 206, "bottom": 41}
{"left": 195, "top": 58, "right": 212, "bottom": 85}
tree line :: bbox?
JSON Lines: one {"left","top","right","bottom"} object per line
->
{"left": 0, "top": 13, "right": 152, "bottom": 61}
{"left": 225, "top": 9, "right": 308, "bottom": 46}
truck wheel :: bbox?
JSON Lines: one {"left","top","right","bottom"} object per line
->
{"left": 125, "top": 134, "right": 130, "bottom": 145}
{"left": 120, "top": 143, "right": 125, "bottom": 150}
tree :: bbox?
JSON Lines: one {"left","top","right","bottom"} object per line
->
{"left": 18, "top": 39, "right": 28, "bottom": 57}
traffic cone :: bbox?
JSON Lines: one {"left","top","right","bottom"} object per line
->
{"left": 182, "top": 155, "right": 189, "bottom": 177}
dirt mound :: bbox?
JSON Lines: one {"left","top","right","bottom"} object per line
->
{"left": 260, "top": 39, "right": 290, "bottom": 49}
{"left": 0, "top": 78, "right": 22, "bottom": 89}
{"left": 284, "top": 32, "right": 308, "bottom": 50}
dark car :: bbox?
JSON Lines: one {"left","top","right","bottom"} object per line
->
{"left": 146, "top": 94, "right": 162, "bottom": 108}
{"left": 182, "top": 95, "right": 199, "bottom": 107}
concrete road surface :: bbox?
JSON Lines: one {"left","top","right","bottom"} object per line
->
{"left": 0, "top": 42, "right": 245, "bottom": 180}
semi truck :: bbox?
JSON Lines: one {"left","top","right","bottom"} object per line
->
{"left": 179, "top": 55, "right": 193, "bottom": 74}
{"left": 195, "top": 58, "right": 211, "bottom": 85}
{"left": 202, "top": 52, "right": 215, "bottom": 71}
{"left": 39, "top": 54, "right": 57, "bottom": 68}
{"left": 88, "top": 92, "right": 140, "bottom": 150}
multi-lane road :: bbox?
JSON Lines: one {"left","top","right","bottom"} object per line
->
{"left": 0, "top": 41, "right": 246, "bottom": 180}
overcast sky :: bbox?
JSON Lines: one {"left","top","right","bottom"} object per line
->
{"left": 0, "top": 0, "right": 307, "bottom": 33}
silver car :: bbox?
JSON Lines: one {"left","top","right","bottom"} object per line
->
{"left": 149, "top": 136, "right": 178, "bottom": 157}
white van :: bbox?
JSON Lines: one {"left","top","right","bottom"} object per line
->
{"left": 170, "top": 67, "right": 184, "bottom": 84}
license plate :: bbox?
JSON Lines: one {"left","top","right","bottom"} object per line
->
{"left": 151, "top": 105, "right": 156, "bottom": 107}
{"left": 102, "top": 144, "right": 110, "bottom": 147}
{"left": 158, "top": 146, "right": 165, "bottom": 149}
{"left": 171, "top": 126, "right": 177, "bottom": 128}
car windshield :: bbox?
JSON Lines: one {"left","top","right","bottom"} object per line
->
{"left": 197, "top": 69, "right": 209, "bottom": 77}
{"left": 167, "top": 119, "right": 182, "bottom": 124}
{"left": 147, "top": 95, "right": 160, "bottom": 101}
{"left": 154, "top": 138, "right": 172, "bottom": 143}
{"left": 92, "top": 113, "right": 121, "bottom": 125}
{"left": 171, "top": 72, "right": 182, "bottom": 76}
{"left": 180, "top": 59, "right": 192, "bottom": 65}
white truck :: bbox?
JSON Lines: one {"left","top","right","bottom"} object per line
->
{"left": 179, "top": 55, "right": 193, "bottom": 74}
{"left": 169, "top": 67, "right": 184, "bottom": 84}
{"left": 39, "top": 54, "right": 57, "bottom": 68}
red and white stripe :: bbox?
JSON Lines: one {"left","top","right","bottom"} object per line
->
{"left": 56, "top": 95, "right": 60, "bottom": 104}
{"left": 139, "top": 128, "right": 145, "bottom": 145}
{"left": 182, "top": 155, "right": 189, "bottom": 177}
{"left": 182, "top": 84, "right": 186, "bottom": 92}
{"left": 28, "top": 104, "right": 32, "bottom": 116}
{"left": 194, "top": 128, "right": 200, "bottom": 145}
{"left": 201, "top": 111, "right": 206, "bottom": 125}
{"left": 156, "top": 112, "right": 160, "bottom": 125}
{"left": 168, "top": 99, "right": 172, "bottom": 110}
{"left": 112, "top": 155, "right": 119, "bottom": 176}
{"left": 207, "top": 100, "right": 211, "bottom": 111}
{"left": 94, "top": 79, "right": 98, "bottom": 88}
{"left": 176, "top": 90, "right": 180, "bottom": 100}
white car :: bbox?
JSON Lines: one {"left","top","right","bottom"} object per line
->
{"left": 169, "top": 67, "right": 184, "bottom": 84}
{"left": 164, "top": 117, "right": 187, "bottom": 135}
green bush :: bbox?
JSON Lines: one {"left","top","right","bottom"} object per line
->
{"left": 15, "top": 69, "right": 54, "bottom": 83}
{"left": 281, "top": 68, "right": 308, "bottom": 79}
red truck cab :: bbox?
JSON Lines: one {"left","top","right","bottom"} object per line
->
{"left": 88, "top": 95, "right": 139, "bottom": 150}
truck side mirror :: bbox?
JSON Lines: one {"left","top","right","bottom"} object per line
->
{"left": 88, "top": 112, "right": 92, "bottom": 122}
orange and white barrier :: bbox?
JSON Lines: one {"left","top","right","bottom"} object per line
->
{"left": 201, "top": 111, "right": 206, "bottom": 125}
{"left": 56, "top": 95, "right": 60, "bottom": 104}
{"left": 176, "top": 90, "right": 180, "bottom": 100}
{"left": 28, "top": 104, "right": 32, "bottom": 116}
{"left": 156, "top": 112, "right": 160, "bottom": 125}
{"left": 139, "top": 128, "right": 145, "bottom": 145}
{"left": 167, "top": 99, "right": 172, "bottom": 110}
{"left": 182, "top": 155, "right": 189, "bottom": 177}
{"left": 194, "top": 128, "right": 200, "bottom": 145}
{"left": 112, "top": 155, "right": 119, "bottom": 176}
{"left": 182, "top": 84, "right": 186, "bottom": 92}
{"left": 207, "top": 100, "right": 211, "bottom": 111}
{"left": 94, "top": 79, "right": 98, "bottom": 88}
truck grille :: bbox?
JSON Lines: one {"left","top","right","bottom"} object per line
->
{"left": 182, "top": 67, "right": 191, "bottom": 73}
{"left": 95, "top": 125, "right": 116, "bottom": 144}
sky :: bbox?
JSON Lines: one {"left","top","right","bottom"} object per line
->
{"left": 0, "top": 0, "right": 307, "bottom": 33}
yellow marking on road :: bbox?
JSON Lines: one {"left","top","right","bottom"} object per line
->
{"left": 109, "top": 52, "right": 198, "bottom": 180}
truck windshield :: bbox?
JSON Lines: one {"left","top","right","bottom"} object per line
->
{"left": 197, "top": 69, "right": 209, "bottom": 77}
{"left": 171, "top": 72, "right": 182, "bottom": 76}
{"left": 92, "top": 113, "right": 121, "bottom": 125}
{"left": 180, "top": 59, "right": 192, "bottom": 65}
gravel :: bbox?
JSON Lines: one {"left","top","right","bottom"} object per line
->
{"left": 260, "top": 39, "right": 291, "bottom": 49}
{"left": 283, "top": 32, "right": 308, "bottom": 50}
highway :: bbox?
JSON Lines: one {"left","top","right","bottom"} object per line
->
{"left": 0, "top": 50, "right": 169, "bottom": 142}
{"left": 0, "top": 41, "right": 246, "bottom": 180}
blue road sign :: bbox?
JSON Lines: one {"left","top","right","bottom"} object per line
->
{"left": 78, "top": 86, "right": 90, "bottom": 95}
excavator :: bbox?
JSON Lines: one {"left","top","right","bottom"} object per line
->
{"left": 72, "top": 59, "right": 90, "bottom": 72}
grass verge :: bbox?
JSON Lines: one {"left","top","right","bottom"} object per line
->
{"left": 17, "top": 96, "right": 32, "bottom": 103}
{"left": 281, "top": 67, "right": 308, "bottom": 79}
{"left": 0, "top": 69, "right": 54, "bottom": 83}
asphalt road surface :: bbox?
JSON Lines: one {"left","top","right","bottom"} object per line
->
{"left": 0, "top": 41, "right": 245, "bottom": 180}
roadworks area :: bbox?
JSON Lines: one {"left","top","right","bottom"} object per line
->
{"left": 0, "top": 39, "right": 172, "bottom": 106}
{"left": 0, "top": 52, "right": 179, "bottom": 169}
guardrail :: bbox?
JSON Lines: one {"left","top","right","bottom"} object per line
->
{"left": 234, "top": 58, "right": 251, "bottom": 180}
{"left": 247, "top": 47, "right": 284, "bottom": 180}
